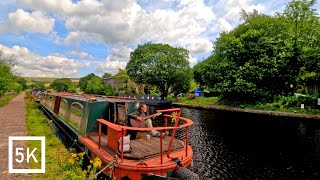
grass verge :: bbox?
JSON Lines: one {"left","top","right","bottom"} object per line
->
{"left": 25, "top": 96, "right": 85, "bottom": 179}
{"left": 0, "top": 93, "right": 17, "bottom": 107}
{"left": 172, "top": 96, "right": 219, "bottom": 106}
{"left": 172, "top": 96, "right": 320, "bottom": 115}
{"left": 241, "top": 103, "right": 320, "bottom": 115}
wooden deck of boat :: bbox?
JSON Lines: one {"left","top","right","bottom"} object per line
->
{"left": 87, "top": 132, "right": 184, "bottom": 160}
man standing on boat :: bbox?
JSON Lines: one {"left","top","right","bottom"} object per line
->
{"left": 128, "top": 104, "right": 160, "bottom": 136}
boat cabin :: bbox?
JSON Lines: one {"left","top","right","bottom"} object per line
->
{"left": 39, "top": 92, "right": 195, "bottom": 179}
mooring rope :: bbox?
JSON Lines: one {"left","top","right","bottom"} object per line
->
{"left": 93, "top": 155, "right": 119, "bottom": 180}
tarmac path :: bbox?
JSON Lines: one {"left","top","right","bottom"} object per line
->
{"left": 0, "top": 92, "right": 31, "bottom": 179}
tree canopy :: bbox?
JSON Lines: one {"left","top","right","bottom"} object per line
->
{"left": 50, "top": 78, "right": 76, "bottom": 92}
{"left": 79, "top": 73, "right": 98, "bottom": 92}
{"left": 78, "top": 73, "right": 116, "bottom": 95}
{"left": 85, "top": 76, "right": 105, "bottom": 94}
{"left": 194, "top": 0, "right": 320, "bottom": 103}
{"left": 102, "top": 72, "right": 112, "bottom": 79}
{"left": 126, "top": 43, "right": 192, "bottom": 97}
{"left": 0, "top": 52, "right": 15, "bottom": 96}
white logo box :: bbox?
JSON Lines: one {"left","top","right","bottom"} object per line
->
{"left": 8, "top": 136, "right": 45, "bottom": 173}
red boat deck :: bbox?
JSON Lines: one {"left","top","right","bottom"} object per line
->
{"left": 87, "top": 132, "right": 184, "bottom": 160}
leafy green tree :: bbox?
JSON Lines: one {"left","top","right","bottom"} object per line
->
{"left": 195, "top": 0, "right": 320, "bottom": 103}
{"left": 79, "top": 73, "right": 98, "bottom": 92}
{"left": 32, "top": 81, "right": 46, "bottom": 91}
{"left": 50, "top": 78, "right": 75, "bottom": 92}
{"left": 0, "top": 52, "right": 15, "bottom": 96}
{"left": 102, "top": 72, "right": 112, "bottom": 79}
{"left": 283, "top": 0, "right": 320, "bottom": 89}
{"left": 104, "top": 84, "right": 115, "bottom": 96}
{"left": 85, "top": 76, "right": 105, "bottom": 94}
{"left": 11, "top": 82, "right": 22, "bottom": 93}
{"left": 171, "top": 70, "right": 192, "bottom": 96}
{"left": 196, "top": 12, "right": 294, "bottom": 102}
{"left": 15, "top": 77, "right": 27, "bottom": 90}
{"left": 126, "top": 43, "right": 192, "bottom": 98}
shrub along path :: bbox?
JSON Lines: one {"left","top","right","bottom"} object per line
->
{"left": 0, "top": 92, "right": 30, "bottom": 179}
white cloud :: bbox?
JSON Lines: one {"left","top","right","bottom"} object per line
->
{"left": 187, "top": 38, "right": 213, "bottom": 55}
{"left": 221, "top": 0, "right": 265, "bottom": 21}
{"left": 69, "top": 50, "right": 93, "bottom": 59}
{"left": 2, "top": 9, "right": 55, "bottom": 34}
{"left": 189, "top": 56, "right": 198, "bottom": 67}
{"left": 216, "top": 18, "right": 233, "bottom": 32}
{"left": 18, "top": 0, "right": 216, "bottom": 55}
{"left": 17, "top": 0, "right": 73, "bottom": 15}
{"left": 96, "top": 60, "right": 127, "bottom": 75}
{"left": 95, "top": 46, "right": 132, "bottom": 74}
{"left": 0, "top": 44, "right": 89, "bottom": 77}
{"left": 107, "top": 46, "right": 132, "bottom": 62}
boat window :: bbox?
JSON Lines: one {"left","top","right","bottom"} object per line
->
{"left": 114, "top": 102, "right": 126, "bottom": 125}
{"left": 47, "top": 96, "right": 55, "bottom": 111}
{"left": 58, "top": 99, "right": 68, "bottom": 120}
{"left": 40, "top": 94, "right": 46, "bottom": 104}
{"left": 69, "top": 102, "right": 83, "bottom": 130}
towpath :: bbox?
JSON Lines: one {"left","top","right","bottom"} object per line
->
{"left": 0, "top": 92, "right": 30, "bottom": 179}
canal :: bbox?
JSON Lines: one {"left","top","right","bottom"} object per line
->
{"left": 181, "top": 107, "right": 320, "bottom": 179}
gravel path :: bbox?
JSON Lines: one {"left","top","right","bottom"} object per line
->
{"left": 0, "top": 92, "right": 31, "bottom": 179}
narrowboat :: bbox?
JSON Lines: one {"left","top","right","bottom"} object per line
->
{"left": 39, "top": 92, "right": 198, "bottom": 179}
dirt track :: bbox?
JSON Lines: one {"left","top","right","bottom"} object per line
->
{"left": 0, "top": 92, "right": 31, "bottom": 179}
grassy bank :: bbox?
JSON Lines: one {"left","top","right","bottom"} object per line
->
{"left": 0, "top": 93, "right": 17, "bottom": 107}
{"left": 170, "top": 96, "right": 219, "bottom": 106}
{"left": 241, "top": 103, "right": 320, "bottom": 115}
{"left": 25, "top": 96, "right": 85, "bottom": 179}
{"left": 172, "top": 96, "right": 320, "bottom": 115}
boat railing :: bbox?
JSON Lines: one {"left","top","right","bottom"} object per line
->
{"left": 44, "top": 92, "right": 138, "bottom": 101}
{"left": 97, "top": 108, "right": 193, "bottom": 164}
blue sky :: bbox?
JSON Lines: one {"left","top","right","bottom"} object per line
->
{"left": 0, "top": 0, "right": 319, "bottom": 78}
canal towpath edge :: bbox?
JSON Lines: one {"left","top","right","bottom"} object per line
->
{"left": 173, "top": 103, "right": 320, "bottom": 119}
{"left": 0, "top": 92, "right": 31, "bottom": 179}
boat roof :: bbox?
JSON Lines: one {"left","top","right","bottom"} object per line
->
{"left": 45, "top": 92, "right": 137, "bottom": 103}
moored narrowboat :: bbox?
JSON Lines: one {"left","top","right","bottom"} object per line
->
{"left": 39, "top": 92, "right": 198, "bottom": 179}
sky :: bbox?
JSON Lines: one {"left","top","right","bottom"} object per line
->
{"left": 0, "top": 0, "right": 319, "bottom": 78}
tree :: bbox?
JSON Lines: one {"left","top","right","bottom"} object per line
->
{"left": 126, "top": 43, "right": 192, "bottom": 98}
{"left": 15, "top": 77, "right": 27, "bottom": 90}
{"left": 283, "top": 0, "right": 320, "bottom": 89}
{"left": 102, "top": 72, "right": 112, "bottom": 79}
{"left": 85, "top": 76, "right": 105, "bottom": 94}
{"left": 11, "top": 82, "right": 22, "bottom": 93}
{"left": 171, "top": 70, "right": 192, "bottom": 96}
{"left": 104, "top": 84, "right": 115, "bottom": 96}
{"left": 196, "top": 12, "right": 294, "bottom": 103}
{"left": 50, "top": 78, "right": 75, "bottom": 92}
{"left": 79, "top": 73, "right": 98, "bottom": 92}
{"left": 195, "top": 0, "right": 320, "bottom": 103}
{"left": 0, "top": 51, "right": 15, "bottom": 96}
{"left": 32, "top": 81, "right": 46, "bottom": 91}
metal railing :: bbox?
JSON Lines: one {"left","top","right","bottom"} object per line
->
{"left": 97, "top": 108, "right": 193, "bottom": 164}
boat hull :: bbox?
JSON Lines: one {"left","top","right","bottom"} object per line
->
{"left": 79, "top": 135, "right": 193, "bottom": 180}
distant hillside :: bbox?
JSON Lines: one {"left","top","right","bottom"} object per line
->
{"left": 23, "top": 77, "right": 80, "bottom": 83}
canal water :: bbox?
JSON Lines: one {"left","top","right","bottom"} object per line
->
{"left": 181, "top": 108, "right": 320, "bottom": 179}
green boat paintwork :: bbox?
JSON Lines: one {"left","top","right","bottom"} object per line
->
{"left": 40, "top": 93, "right": 138, "bottom": 136}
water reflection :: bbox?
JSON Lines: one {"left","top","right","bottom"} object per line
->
{"left": 183, "top": 108, "right": 320, "bottom": 179}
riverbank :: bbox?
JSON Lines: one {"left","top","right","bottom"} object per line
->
{"left": 0, "top": 92, "right": 18, "bottom": 107}
{"left": 25, "top": 95, "right": 85, "bottom": 179}
{"left": 173, "top": 103, "right": 320, "bottom": 119}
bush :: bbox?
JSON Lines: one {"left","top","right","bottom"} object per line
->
{"left": 12, "top": 82, "right": 22, "bottom": 93}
